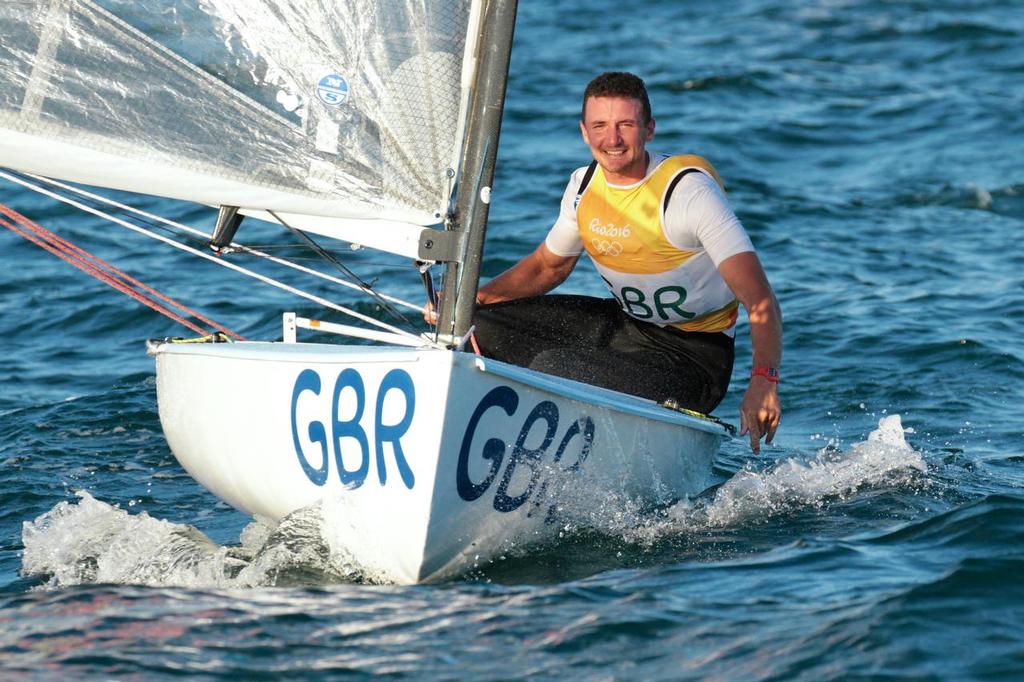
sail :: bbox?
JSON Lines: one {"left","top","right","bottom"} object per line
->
{"left": 0, "top": 0, "right": 482, "bottom": 248}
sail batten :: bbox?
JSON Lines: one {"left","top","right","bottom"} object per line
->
{"left": 20, "top": 0, "right": 69, "bottom": 119}
{"left": 0, "top": 0, "right": 481, "bottom": 253}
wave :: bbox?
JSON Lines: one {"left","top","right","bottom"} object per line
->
{"left": 665, "top": 415, "right": 926, "bottom": 529}
{"left": 893, "top": 181, "right": 1024, "bottom": 213}
{"left": 20, "top": 492, "right": 365, "bottom": 589}
{"left": 660, "top": 72, "right": 777, "bottom": 96}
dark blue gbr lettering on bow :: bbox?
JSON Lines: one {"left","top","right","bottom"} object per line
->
{"left": 290, "top": 368, "right": 416, "bottom": 489}
{"left": 457, "top": 385, "right": 595, "bottom": 519}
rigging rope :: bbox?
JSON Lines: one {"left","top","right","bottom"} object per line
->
{"left": 0, "top": 170, "right": 442, "bottom": 349}
{"left": 268, "top": 209, "right": 414, "bottom": 327}
{"left": 0, "top": 203, "right": 245, "bottom": 340}
{"left": 11, "top": 170, "right": 427, "bottom": 314}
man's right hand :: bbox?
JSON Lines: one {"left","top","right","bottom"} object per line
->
{"left": 423, "top": 299, "right": 438, "bottom": 325}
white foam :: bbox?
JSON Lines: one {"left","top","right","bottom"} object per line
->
{"left": 20, "top": 492, "right": 366, "bottom": 588}
{"left": 967, "top": 183, "right": 993, "bottom": 210}
{"left": 21, "top": 491, "right": 240, "bottom": 588}
{"left": 476, "top": 415, "right": 927, "bottom": 552}
{"left": 668, "top": 414, "right": 927, "bottom": 531}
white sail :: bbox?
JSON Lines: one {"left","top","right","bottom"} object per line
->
{"left": 0, "top": 0, "right": 482, "bottom": 245}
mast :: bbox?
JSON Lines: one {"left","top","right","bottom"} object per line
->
{"left": 437, "top": 0, "right": 518, "bottom": 340}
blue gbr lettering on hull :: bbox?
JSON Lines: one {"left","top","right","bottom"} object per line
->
{"left": 290, "top": 368, "right": 416, "bottom": 489}
{"left": 456, "top": 385, "right": 595, "bottom": 518}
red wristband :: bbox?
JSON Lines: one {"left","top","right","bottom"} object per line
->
{"left": 751, "top": 367, "right": 780, "bottom": 383}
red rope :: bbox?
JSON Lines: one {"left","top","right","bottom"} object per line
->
{"left": 5, "top": 208, "right": 230, "bottom": 334}
{"left": 0, "top": 215, "right": 211, "bottom": 336}
{"left": 0, "top": 203, "right": 245, "bottom": 340}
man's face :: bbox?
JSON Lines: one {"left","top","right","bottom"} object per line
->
{"left": 580, "top": 96, "right": 655, "bottom": 184}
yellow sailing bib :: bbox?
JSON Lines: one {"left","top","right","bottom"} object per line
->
{"left": 576, "top": 155, "right": 740, "bottom": 334}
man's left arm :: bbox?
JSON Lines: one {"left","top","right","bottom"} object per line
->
{"left": 717, "top": 251, "right": 783, "bottom": 453}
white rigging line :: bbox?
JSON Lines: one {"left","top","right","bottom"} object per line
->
{"left": 15, "top": 171, "right": 426, "bottom": 314}
{"left": 0, "top": 170, "right": 442, "bottom": 349}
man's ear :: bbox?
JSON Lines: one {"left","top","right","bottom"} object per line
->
{"left": 646, "top": 117, "right": 656, "bottom": 142}
{"left": 580, "top": 120, "right": 590, "bottom": 145}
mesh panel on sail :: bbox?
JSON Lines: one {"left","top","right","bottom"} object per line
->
{"left": 0, "top": 0, "right": 475, "bottom": 226}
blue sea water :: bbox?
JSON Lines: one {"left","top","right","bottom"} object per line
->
{"left": 2, "top": 0, "right": 1024, "bottom": 678}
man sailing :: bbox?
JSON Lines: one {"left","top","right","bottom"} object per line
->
{"left": 467, "top": 72, "right": 782, "bottom": 453}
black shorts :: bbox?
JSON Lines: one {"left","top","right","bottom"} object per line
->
{"left": 471, "top": 295, "right": 734, "bottom": 414}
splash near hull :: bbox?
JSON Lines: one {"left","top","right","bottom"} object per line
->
{"left": 153, "top": 342, "right": 728, "bottom": 583}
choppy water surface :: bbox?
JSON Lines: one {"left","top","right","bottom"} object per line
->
{"left": 2, "top": 0, "right": 1023, "bottom": 678}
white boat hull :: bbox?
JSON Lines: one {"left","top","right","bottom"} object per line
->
{"left": 153, "top": 341, "right": 728, "bottom": 583}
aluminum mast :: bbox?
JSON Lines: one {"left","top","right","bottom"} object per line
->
{"left": 436, "top": 0, "right": 518, "bottom": 340}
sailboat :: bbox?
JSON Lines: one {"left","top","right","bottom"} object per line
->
{"left": 0, "top": 0, "right": 731, "bottom": 583}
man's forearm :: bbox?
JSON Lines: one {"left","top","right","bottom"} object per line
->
{"left": 740, "top": 291, "right": 782, "bottom": 452}
{"left": 748, "top": 294, "right": 783, "bottom": 370}
{"left": 478, "top": 262, "right": 559, "bottom": 303}
{"left": 477, "top": 245, "right": 578, "bottom": 304}
{"left": 716, "top": 252, "right": 782, "bottom": 370}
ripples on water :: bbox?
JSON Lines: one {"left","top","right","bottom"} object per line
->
{"left": 2, "top": 0, "right": 1023, "bottom": 678}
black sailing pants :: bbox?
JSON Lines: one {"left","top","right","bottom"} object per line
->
{"left": 471, "top": 295, "right": 734, "bottom": 414}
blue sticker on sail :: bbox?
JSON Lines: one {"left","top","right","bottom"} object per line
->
{"left": 316, "top": 74, "right": 349, "bottom": 107}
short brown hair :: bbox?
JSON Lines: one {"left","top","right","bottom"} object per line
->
{"left": 581, "top": 72, "right": 652, "bottom": 124}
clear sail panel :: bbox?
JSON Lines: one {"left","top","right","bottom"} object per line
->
{"left": 0, "top": 0, "right": 478, "bottom": 227}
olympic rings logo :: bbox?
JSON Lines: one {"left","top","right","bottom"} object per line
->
{"left": 591, "top": 238, "right": 623, "bottom": 256}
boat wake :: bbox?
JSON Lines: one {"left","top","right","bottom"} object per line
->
{"left": 20, "top": 416, "right": 927, "bottom": 588}
{"left": 19, "top": 494, "right": 371, "bottom": 589}
{"left": 664, "top": 414, "right": 928, "bottom": 533}
{"left": 492, "top": 414, "right": 928, "bottom": 551}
